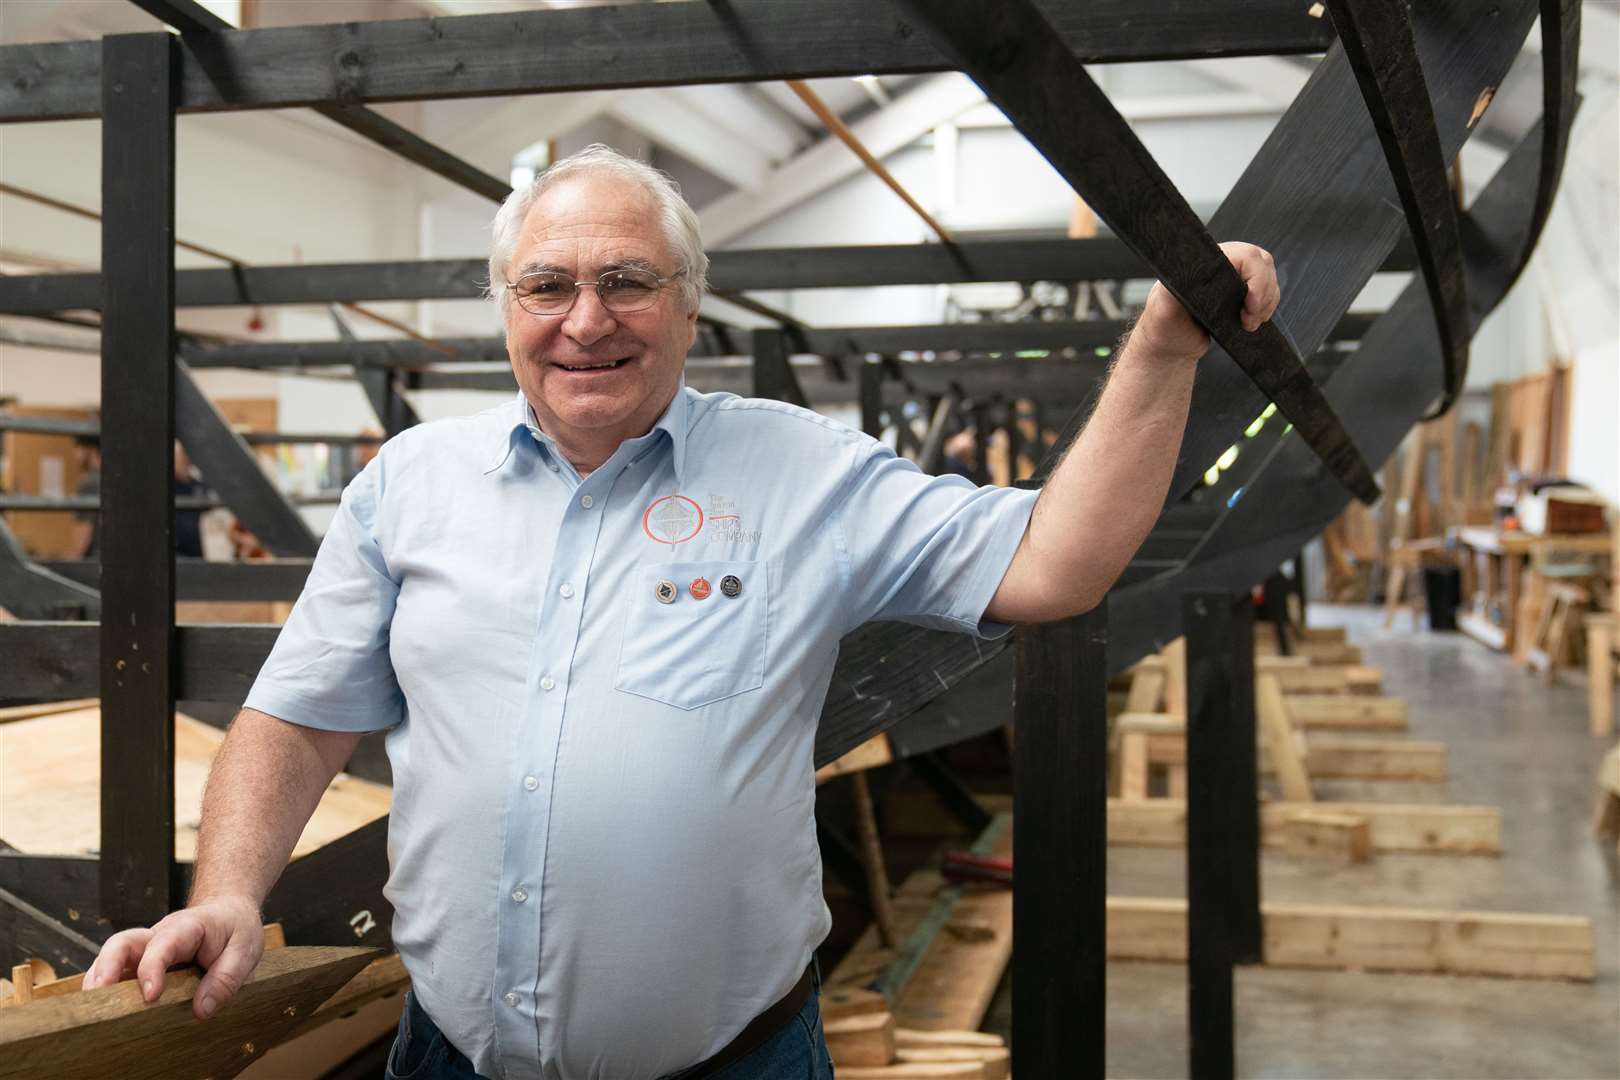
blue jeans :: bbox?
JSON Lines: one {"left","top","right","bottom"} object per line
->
{"left": 385, "top": 985, "right": 835, "bottom": 1080}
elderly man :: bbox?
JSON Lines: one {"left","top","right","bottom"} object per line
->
{"left": 82, "top": 145, "right": 1280, "bottom": 1080}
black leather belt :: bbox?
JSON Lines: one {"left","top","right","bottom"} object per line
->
{"left": 676, "top": 960, "right": 817, "bottom": 1079}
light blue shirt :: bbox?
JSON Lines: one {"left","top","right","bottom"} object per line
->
{"left": 245, "top": 384, "right": 1038, "bottom": 1080}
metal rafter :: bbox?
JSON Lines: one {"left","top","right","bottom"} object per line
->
{"left": 895, "top": 0, "right": 1381, "bottom": 505}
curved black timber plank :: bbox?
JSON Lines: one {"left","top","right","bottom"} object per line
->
{"left": 0, "top": 241, "right": 1420, "bottom": 316}
{"left": 1521, "top": 0, "right": 1581, "bottom": 272}
{"left": 1325, "top": 0, "right": 1471, "bottom": 415}
{"left": 1166, "top": 0, "right": 1540, "bottom": 506}
{"left": 896, "top": 0, "right": 1382, "bottom": 506}
{"left": 176, "top": 361, "right": 320, "bottom": 557}
{"left": 0, "top": 1, "right": 1335, "bottom": 123}
{"left": 1110, "top": 106, "right": 1562, "bottom": 670}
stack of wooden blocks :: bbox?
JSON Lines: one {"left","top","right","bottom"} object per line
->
{"left": 822, "top": 988, "right": 1010, "bottom": 1079}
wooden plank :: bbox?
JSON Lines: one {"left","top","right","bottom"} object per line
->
{"left": 1106, "top": 799, "right": 1502, "bottom": 855}
{"left": 1257, "top": 673, "right": 1314, "bottom": 802}
{"left": 98, "top": 29, "right": 179, "bottom": 927}
{"left": 1124, "top": 668, "right": 1165, "bottom": 714}
{"left": 1011, "top": 610, "right": 1107, "bottom": 1076}
{"left": 0, "top": 707, "right": 390, "bottom": 860}
{"left": 0, "top": 2, "right": 1336, "bottom": 122}
{"left": 0, "top": 699, "right": 96, "bottom": 726}
{"left": 894, "top": 830, "right": 1014, "bottom": 1034}
{"left": 1106, "top": 898, "right": 1593, "bottom": 980}
{"left": 1286, "top": 694, "right": 1407, "bottom": 730}
{"left": 0, "top": 945, "right": 379, "bottom": 1079}
{"left": 897, "top": 1047, "right": 1010, "bottom": 1080}
{"left": 836, "top": 1064, "right": 983, "bottom": 1079}
{"left": 1293, "top": 736, "right": 1447, "bottom": 781}
{"left": 816, "top": 734, "right": 893, "bottom": 785}
{"left": 825, "top": 1011, "right": 896, "bottom": 1067}
{"left": 1283, "top": 810, "right": 1371, "bottom": 863}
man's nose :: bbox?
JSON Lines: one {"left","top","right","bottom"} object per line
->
{"left": 561, "top": 284, "right": 618, "bottom": 346}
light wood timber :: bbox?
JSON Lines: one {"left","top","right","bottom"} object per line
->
{"left": 1255, "top": 639, "right": 1364, "bottom": 664}
{"left": 1297, "top": 626, "right": 1348, "bottom": 643}
{"left": 894, "top": 1029, "right": 1005, "bottom": 1049}
{"left": 1584, "top": 614, "right": 1615, "bottom": 737}
{"left": 1283, "top": 810, "right": 1371, "bottom": 863}
{"left": 822, "top": 987, "right": 889, "bottom": 1023}
{"left": 896, "top": 1046, "right": 1010, "bottom": 1079}
{"left": 1595, "top": 745, "right": 1620, "bottom": 854}
{"left": 0, "top": 699, "right": 98, "bottom": 725}
{"left": 1261, "top": 664, "right": 1384, "bottom": 695}
{"left": 816, "top": 734, "right": 893, "bottom": 784}
{"left": 1285, "top": 735, "right": 1447, "bottom": 781}
{"left": 0, "top": 945, "right": 380, "bottom": 1080}
{"left": 1124, "top": 668, "right": 1165, "bottom": 714}
{"left": 9, "top": 923, "right": 290, "bottom": 1005}
{"left": 1105, "top": 799, "right": 1502, "bottom": 854}
{"left": 1106, "top": 898, "right": 1593, "bottom": 980}
{"left": 850, "top": 771, "right": 898, "bottom": 947}
{"left": 835, "top": 1064, "right": 984, "bottom": 1079}
{"left": 824, "top": 1011, "right": 896, "bottom": 1067}
{"left": 1257, "top": 674, "right": 1313, "bottom": 802}
{"left": 827, "top": 826, "right": 1012, "bottom": 1035}
{"left": 1162, "top": 638, "right": 1187, "bottom": 720}
{"left": 1285, "top": 694, "right": 1408, "bottom": 730}
{"left": 0, "top": 706, "right": 390, "bottom": 860}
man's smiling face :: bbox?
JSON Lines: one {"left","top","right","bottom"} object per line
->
{"left": 503, "top": 172, "right": 698, "bottom": 455}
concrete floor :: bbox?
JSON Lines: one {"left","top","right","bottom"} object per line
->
{"left": 985, "top": 604, "right": 1620, "bottom": 1079}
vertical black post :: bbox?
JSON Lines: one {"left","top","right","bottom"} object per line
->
{"left": 858, "top": 361, "right": 884, "bottom": 439}
{"left": 1184, "top": 592, "right": 1261, "bottom": 1080}
{"left": 970, "top": 401, "right": 993, "bottom": 485}
{"left": 1012, "top": 605, "right": 1108, "bottom": 1080}
{"left": 100, "top": 31, "right": 179, "bottom": 926}
{"left": 1003, "top": 401, "right": 1024, "bottom": 483}
{"left": 750, "top": 328, "right": 809, "bottom": 408}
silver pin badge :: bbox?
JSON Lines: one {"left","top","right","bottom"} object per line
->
{"left": 719, "top": 575, "right": 743, "bottom": 598}
{"left": 655, "top": 579, "right": 678, "bottom": 604}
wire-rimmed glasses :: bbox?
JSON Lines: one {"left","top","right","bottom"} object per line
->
{"left": 504, "top": 268, "right": 686, "bottom": 316}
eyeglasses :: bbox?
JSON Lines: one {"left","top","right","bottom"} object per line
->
{"left": 504, "top": 268, "right": 686, "bottom": 316}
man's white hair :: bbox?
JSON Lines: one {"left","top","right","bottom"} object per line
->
{"left": 488, "top": 144, "right": 709, "bottom": 314}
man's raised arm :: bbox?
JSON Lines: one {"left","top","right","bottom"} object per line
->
{"left": 985, "top": 242, "right": 1281, "bottom": 624}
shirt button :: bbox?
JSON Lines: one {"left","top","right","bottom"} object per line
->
{"left": 558, "top": 583, "right": 575, "bottom": 599}
{"left": 579, "top": 494, "right": 594, "bottom": 509}
{"left": 511, "top": 887, "right": 529, "bottom": 903}
{"left": 523, "top": 774, "right": 539, "bottom": 791}
{"left": 503, "top": 992, "right": 520, "bottom": 1008}
{"left": 540, "top": 676, "right": 556, "bottom": 691}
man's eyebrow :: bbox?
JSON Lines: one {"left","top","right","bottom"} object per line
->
{"left": 599, "top": 255, "right": 661, "bottom": 274}
{"left": 515, "top": 259, "right": 568, "bottom": 277}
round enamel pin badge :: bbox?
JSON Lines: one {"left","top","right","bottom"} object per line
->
{"left": 689, "top": 577, "right": 712, "bottom": 600}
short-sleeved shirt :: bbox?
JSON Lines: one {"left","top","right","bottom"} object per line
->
{"left": 245, "top": 384, "right": 1037, "bottom": 1080}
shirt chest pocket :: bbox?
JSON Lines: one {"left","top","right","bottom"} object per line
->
{"left": 614, "top": 560, "right": 768, "bottom": 711}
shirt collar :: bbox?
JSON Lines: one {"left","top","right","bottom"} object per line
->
{"left": 484, "top": 381, "right": 690, "bottom": 484}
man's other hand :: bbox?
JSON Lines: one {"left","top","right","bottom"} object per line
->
{"left": 79, "top": 894, "right": 265, "bottom": 1020}
{"left": 1132, "top": 242, "right": 1281, "bottom": 364}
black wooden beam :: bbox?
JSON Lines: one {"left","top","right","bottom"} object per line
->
{"left": 99, "top": 30, "right": 179, "bottom": 927}
{"left": 0, "top": 243, "right": 1419, "bottom": 316}
{"left": 39, "top": 558, "right": 315, "bottom": 602}
{"left": 1013, "top": 608, "right": 1108, "bottom": 1080}
{"left": 0, "top": 518, "right": 99, "bottom": 620}
{"left": 262, "top": 817, "right": 393, "bottom": 949}
{"left": 130, "top": 0, "right": 512, "bottom": 203}
{"left": 0, "top": 1, "right": 1336, "bottom": 123}
{"left": 897, "top": 0, "right": 1380, "bottom": 506}
{"left": 1324, "top": 0, "right": 1470, "bottom": 415}
{"left": 176, "top": 360, "right": 320, "bottom": 557}
{"left": 857, "top": 362, "right": 884, "bottom": 439}
{"left": 0, "top": 884, "right": 103, "bottom": 973}
{"left": 750, "top": 328, "right": 810, "bottom": 408}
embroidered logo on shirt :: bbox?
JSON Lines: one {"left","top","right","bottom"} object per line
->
{"left": 706, "top": 494, "right": 761, "bottom": 545}
{"left": 642, "top": 494, "right": 704, "bottom": 545}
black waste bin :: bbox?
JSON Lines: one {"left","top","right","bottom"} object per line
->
{"left": 1423, "top": 565, "right": 1460, "bottom": 631}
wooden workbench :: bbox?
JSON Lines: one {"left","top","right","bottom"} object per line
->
{"left": 1451, "top": 527, "right": 1612, "bottom": 654}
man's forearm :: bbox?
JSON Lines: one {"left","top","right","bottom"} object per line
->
{"left": 187, "top": 709, "right": 361, "bottom": 909}
{"left": 1023, "top": 338, "right": 1197, "bottom": 614}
